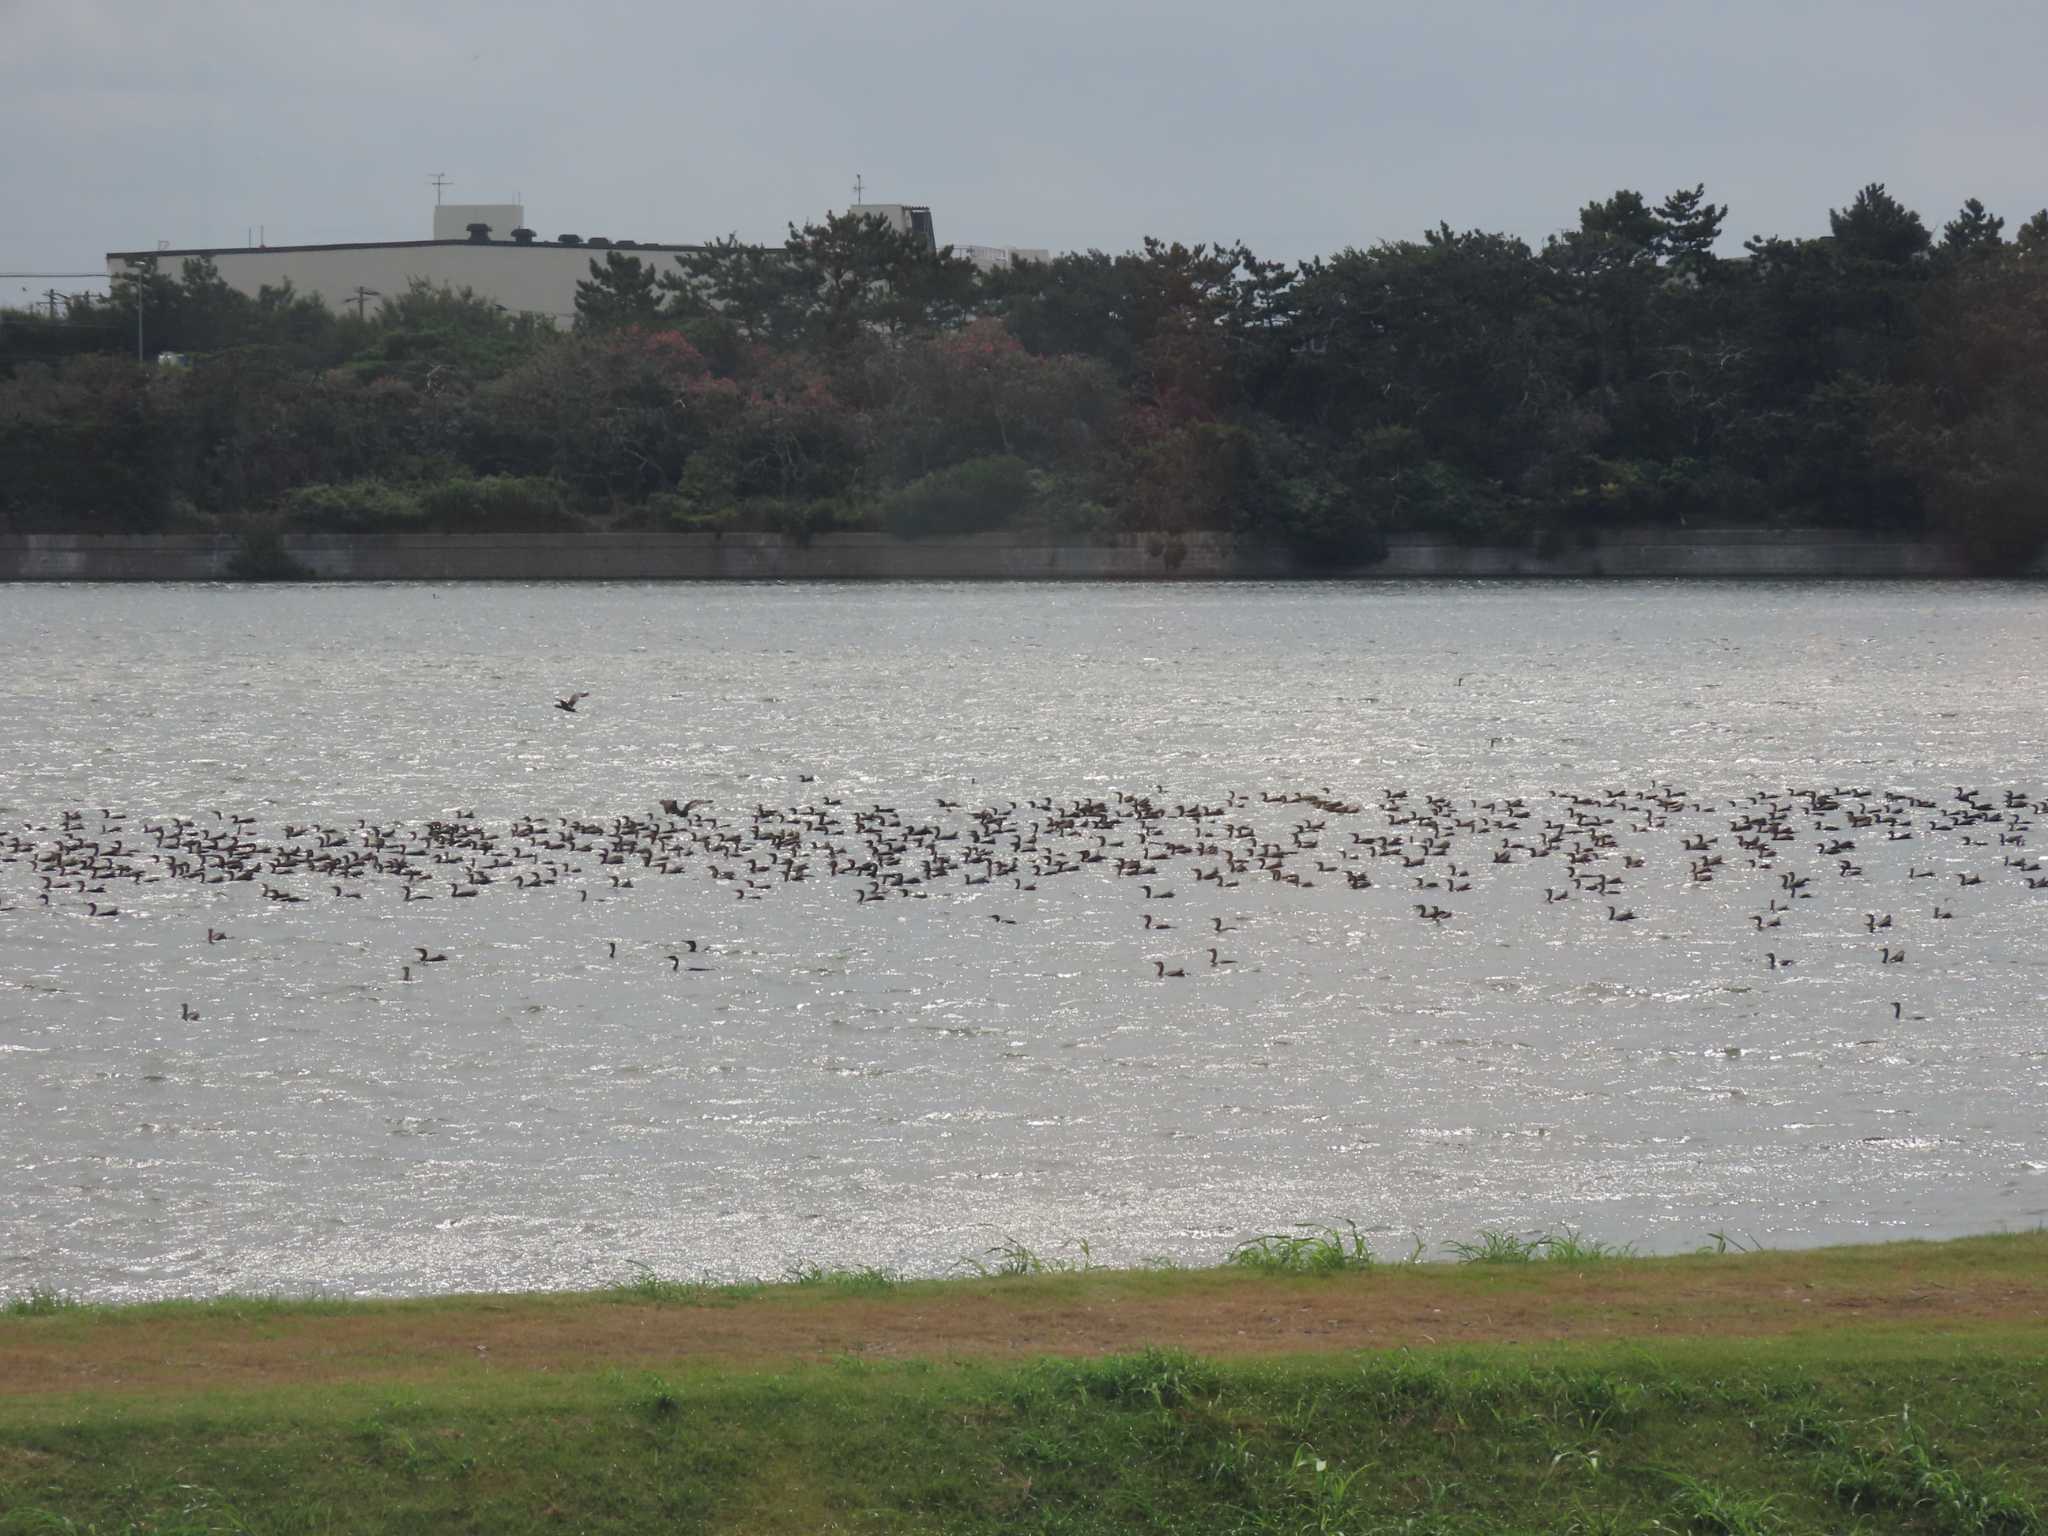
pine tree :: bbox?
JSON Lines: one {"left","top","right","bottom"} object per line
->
{"left": 1939, "top": 197, "right": 2006, "bottom": 256}
{"left": 573, "top": 251, "right": 664, "bottom": 332}
{"left": 1654, "top": 184, "right": 1729, "bottom": 277}
{"left": 1828, "top": 183, "right": 1931, "bottom": 266}
{"left": 2013, "top": 209, "right": 2048, "bottom": 257}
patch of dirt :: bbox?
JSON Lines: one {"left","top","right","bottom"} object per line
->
{"left": 4, "top": 1254, "right": 2044, "bottom": 1399}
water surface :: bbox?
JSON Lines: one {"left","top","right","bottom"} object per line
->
{"left": 2, "top": 580, "right": 2044, "bottom": 1299}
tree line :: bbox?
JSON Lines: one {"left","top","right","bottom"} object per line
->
{"left": 3, "top": 182, "right": 2045, "bottom": 568}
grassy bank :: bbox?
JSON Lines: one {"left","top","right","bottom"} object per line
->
{"left": 3, "top": 1233, "right": 2044, "bottom": 1534}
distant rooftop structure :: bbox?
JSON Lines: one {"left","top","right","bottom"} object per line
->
{"left": 847, "top": 202, "right": 937, "bottom": 252}
{"left": 433, "top": 202, "right": 525, "bottom": 241}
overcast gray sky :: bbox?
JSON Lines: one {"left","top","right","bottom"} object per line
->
{"left": 5, "top": 0, "right": 2046, "bottom": 293}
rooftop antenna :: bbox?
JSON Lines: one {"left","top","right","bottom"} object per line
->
{"left": 853, "top": 173, "right": 864, "bottom": 206}
{"left": 429, "top": 172, "right": 452, "bottom": 205}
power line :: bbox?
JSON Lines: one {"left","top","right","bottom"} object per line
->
{"left": 0, "top": 272, "right": 106, "bottom": 279}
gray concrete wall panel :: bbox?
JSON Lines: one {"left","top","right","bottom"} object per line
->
{"left": 0, "top": 530, "right": 2034, "bottom": 582}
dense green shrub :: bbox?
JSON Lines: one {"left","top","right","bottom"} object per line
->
{"left": 0, "top": 356, "right": 173, "bottom": 531}
{"left": 881, "top": 455, "right": 1037, "bottom": 536}
{"left": 282, "top": 475, "right": 574, "bottom": 531}
{"left": 756, "top": 496, "right": 873, "bottom": 543}
{"left": 415, "top": 474, "right": 575, "bottom": 528}
{"left": 1027, "top": 469, "right": 1114, "bottom": 535}
{"left": 1259, "top": 475, "right": 1386, "bottom": 564}
{"left": 1384, "top": 460, "right": 1522, "bottom": 543}
{"left": 648, "top": 491, "right": 735, "bottom": 531}
{"left": 1232, "top": 421, "right": 1386, "bottom": 563}
{"left": 647, "top": 447, "right": 745, "bottom": 529}
{"left": 281, "top": 478, "right": 423, "bottom": 530}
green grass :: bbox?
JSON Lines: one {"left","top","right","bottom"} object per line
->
{"left": 4, "top": 1229, "right": 2039, "bottom": 1339}
{"left": 955, "top": 1234, "right": 1098, "bottom": 1277}
{"left": 1815, "top": 1420, "right": 2043, "bottom": 1534}
{"left": 2, "top": 1333, "right": 2043, "bottom": 1534}
{"left": 1660, "top": 1471, "right": 1784, "bottom": 1534}
{"left": 1, "top": 1288, "right": 78, "bottom": 1319}
{"left": 5, "top": 1223, "right": 2004, "bottom": 1325}
{"left": 1443, "top": 1226, "right": 1636, "bottom": 1264}
{"left": 782, "top": 1261, "right": 899, "bottom": 1295}
{"left": 597, "top": 1264, "right": 770, "bottom": 1307}
{"left": 4, "top": 1233, "right": 2046, "bottom": 1532}
{"left": 1227, "top": 1222, "right": 1383, "bottom": 1274}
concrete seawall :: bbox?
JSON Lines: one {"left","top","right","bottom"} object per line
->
{"left": 0, "top": 529, "right": 2037, "bottom": 581}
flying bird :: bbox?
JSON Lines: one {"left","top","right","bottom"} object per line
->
{"left": 555, "top": 691, "right": 590, "bottom": 713}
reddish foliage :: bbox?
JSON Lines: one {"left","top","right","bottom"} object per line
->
{"left": 605, "top": 327, "right": 709, "bottom": 379}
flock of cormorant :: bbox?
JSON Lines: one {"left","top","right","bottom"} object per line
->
{"left": 4, "top": 777, "right": 2041, "bottom": 1017}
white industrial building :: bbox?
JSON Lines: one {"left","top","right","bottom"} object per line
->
{"left": 107, "top": 199, "right": 1051, "bottom": 324}
{"left": 108, "top": 204, "right": 701, "bottom": 325}
{"left": 956, "top": 243, "right": 1053, "bottom": 272}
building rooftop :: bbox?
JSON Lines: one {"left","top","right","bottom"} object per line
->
{"left": 108, "top": 237, "right": 712, "bottom": 261}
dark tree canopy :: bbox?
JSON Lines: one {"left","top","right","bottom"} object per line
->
{"left": 659, "top": 213, "right": 977, "bottom": 352}
{"left": 7, "top": 181, "right": 2046, "bottom": 567}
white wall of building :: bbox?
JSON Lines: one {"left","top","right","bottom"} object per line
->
{"left": 107, "top": 200, "right": 1051, "bottom": 324}
{"left": 957, "top": 244, "right": 1052, "bottom": 272}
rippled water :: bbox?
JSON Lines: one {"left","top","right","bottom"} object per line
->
{"left": 2, "top": 579, "right": 2045, "bottom": 1300}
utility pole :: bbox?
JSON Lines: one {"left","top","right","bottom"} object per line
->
{"left": 135, "top": 278, "right": 144, "bottom": 362}
{"left": 853, "top": 173, "right": 863, "bottom": 206}
{"left": 344, "top": 285, "right": 381, "bottom": 321}
{"left": 429, "top": 172, "right": 451, "bottom": 205}
{"left": 42, "top": 289, "right": 62, "bottom": 319}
